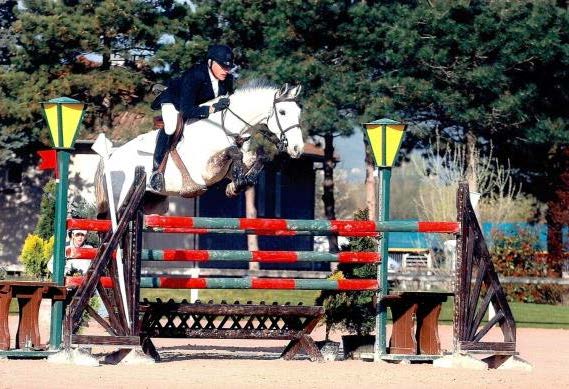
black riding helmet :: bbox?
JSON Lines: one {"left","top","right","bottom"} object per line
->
{"left": 207, "top": 44, "right": 234, "bottom": 70}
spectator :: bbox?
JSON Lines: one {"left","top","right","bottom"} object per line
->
{"left": 64, "top": 229, "right": 92, "bottom": 275}
{"left": 47, "top": 229, "right": 108, "bottom": 319}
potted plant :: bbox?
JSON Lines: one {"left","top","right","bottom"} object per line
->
{"left": 316, "top": 209, "right": 379, "bottom": 359}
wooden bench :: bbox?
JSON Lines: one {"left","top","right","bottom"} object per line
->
{"left": 139, "top": 299, "right": 325, "bottom": 361}
{"left": 380, "top": 291, "right": 452, "bottom": 356}
{"left": 0, "top": 281, "right": 67, "bottom": 351}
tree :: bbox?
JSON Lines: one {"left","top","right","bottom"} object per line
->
{"left": 0, "top": 0, "right": 188, "bottom": 167}
{"left": 0, "top": 0, "right": 17, "bottom": 65}
{"left": 3, "top": 1, "right": 567, "bottom": 268}
{"left": 34, "top": 179, "right": 56, "bottom": 240}
{"left": 338, "top": 3, "right": 420, "bottom": 221}
{"left": 218, "top": 1, "right": 366, "bottom": 250}
{"left": 346, "top": 1, "right": 569, "bottom": 271}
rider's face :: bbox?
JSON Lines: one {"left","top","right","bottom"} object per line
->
{"left": 211, "top": 60, "right": 230, "bottom": 81}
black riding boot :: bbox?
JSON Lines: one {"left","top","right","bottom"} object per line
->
{"left": 149, "top": 129, "right": 171, "bottom": 192}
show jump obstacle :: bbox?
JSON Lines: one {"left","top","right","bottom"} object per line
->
{"left": 61, "top": 167, "right": 516, "bottom": 363}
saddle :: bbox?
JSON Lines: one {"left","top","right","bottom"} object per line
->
{"left": 153, "top": 114, "right": 206, "bottom": 198}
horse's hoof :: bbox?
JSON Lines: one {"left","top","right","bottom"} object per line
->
{"left": 149, "top": 171, "right": 165, "bottom": 192}
{"left": 146, "top": 186, "right": 165, "bottom": 196}
{"left": 225, "top": 183, "right": 237, "bottom": 197}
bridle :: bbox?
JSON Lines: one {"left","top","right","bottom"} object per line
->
{"left": 267, "top": 92, "right": 302, "bottom": 153}
{"left": 220, "top": 92, "right": 301, "bottom": 153}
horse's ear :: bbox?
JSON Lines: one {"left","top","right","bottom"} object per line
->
{"left": 288, "top": 85, "right": 302, "bottom": 99}
{"left": 277, "top": 83, "right": 290, "bottom": 99}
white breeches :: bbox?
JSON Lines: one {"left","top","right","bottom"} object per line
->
{"left": 161, "top": 103, "right": 179, "bottom": 135}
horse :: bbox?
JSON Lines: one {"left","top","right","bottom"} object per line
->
{"left": 95, "top": 81, "right": 304, "bottom": 218}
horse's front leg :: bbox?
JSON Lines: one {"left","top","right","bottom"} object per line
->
{"left": 243, "top": 148, "right": 269, "bottom": 186}
{"left": 225, "top": 148, "right": 269, "bottom": 197}
{"left": 224, "top": 146, "right": 249, "bottom": 197}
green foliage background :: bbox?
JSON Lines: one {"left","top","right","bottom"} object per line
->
{"left": 491, "top": 229, "right": 568, "bottom": 304}
{"left": 3, "top": 1, "right": 567, "bottom": 171}
{"left": 1, "top": 1, "right": 568, "bottom": 263}
{"left": 34, "top": 179, "right": 56, "bottom": 240}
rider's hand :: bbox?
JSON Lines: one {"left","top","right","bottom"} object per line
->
{"left": 211, "top": 97, "right": 230, "bottom": 113}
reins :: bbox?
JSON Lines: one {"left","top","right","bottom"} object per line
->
{"left": 221, "top": 106, "right": 254, "bottom": 147}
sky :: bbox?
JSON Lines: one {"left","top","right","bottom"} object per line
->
{"left": 332, "top": 130, "right": 367, "bottom": 182}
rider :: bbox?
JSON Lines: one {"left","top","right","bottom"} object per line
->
{"left": 149, "top": 44, "right": 235, "bottom": 192}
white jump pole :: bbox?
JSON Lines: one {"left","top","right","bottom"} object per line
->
{"left": 92, "top": 134, "right": 131, "bottom": 328}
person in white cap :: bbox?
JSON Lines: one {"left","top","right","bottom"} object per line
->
{"left": 47, "top": 228, "right": 109, "bottom": 320}
{"left": 64, "top": 229, "right": 93, "bottom": 275}
{"left": 67, "top": 230, "right": 110, "bottom": 319}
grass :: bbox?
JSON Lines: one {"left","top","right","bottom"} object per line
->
{"left": 437, "top": 299, "right": 568, "bottom": 329}
{"left": 8, "top": 288, "right": 566, "bottom": 329}
{"left": 140, "top": 289, "right": 569, "bottom": 329}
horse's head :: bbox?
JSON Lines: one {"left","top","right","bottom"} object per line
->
{"left": 266, "top": 84, "right": 304, "bottom": 158}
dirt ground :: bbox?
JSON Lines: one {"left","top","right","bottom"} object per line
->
{"left": 0, "top": 304, "right": 568, "bottom": 389}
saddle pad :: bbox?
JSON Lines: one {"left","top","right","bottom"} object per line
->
{"left": 134, "top": 130, "right": 159, "bottom": 155}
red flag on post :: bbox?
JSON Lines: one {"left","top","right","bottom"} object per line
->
{"left": 37, "top": 149, "right": 58, "bottom": 177}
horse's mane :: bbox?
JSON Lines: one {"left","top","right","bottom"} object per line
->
{"left": 236, "top": 78, "right": 278, "bottom": 94}
{"left": 232, "top": 79, "right": 278, "bottom": 100}
{"left": 229, "top": 79, "right": 278, "bottom": 113}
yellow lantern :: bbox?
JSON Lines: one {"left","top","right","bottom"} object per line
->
{"left": 41, "top": 97, "right": 85, "bottom": 149}
{"left": 363, "top": 118, "right": 407, "bottom": 167}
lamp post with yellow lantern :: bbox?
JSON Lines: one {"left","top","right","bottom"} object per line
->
{"left": 40, "top": 97, "right": 85, "bottom": 350}
{"left": 363, "top": 118, "right": 407, "bottom": 361}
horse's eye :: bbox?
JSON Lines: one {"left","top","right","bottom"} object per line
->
{"left": 279, "top": 109, "right": 286, "bottom": 115}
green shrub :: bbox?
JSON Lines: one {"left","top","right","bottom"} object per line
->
{"left": 19, "top": 234, "right": 54, "bottom": 278}
{"left": 491, "top": 228, "right": 545, "bottom": 277}
{"left": 34, "top": 179, "right": 56, "bottom": 240}
{"left": 491, "top": 228, "right": 566, "bottom": 304}
{"left": 501, "top": 284, "right": 567, "bottom": 304}
{"left": 316, "top": 209, "right": 379, "bottom": 339}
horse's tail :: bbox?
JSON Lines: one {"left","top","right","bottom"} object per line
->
{"left": 94, "top": 158, "right": 109, "bottom": 220}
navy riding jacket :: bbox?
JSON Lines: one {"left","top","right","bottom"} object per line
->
{"left": 151, "top": 62, "right": 234, "bottom": 121}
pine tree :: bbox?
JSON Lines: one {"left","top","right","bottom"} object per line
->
{"left": 218, "top": 1, "right": 367, "bottom": 250}
{"left": 0, "top": 0, "right": 16, "bottom": 65}
{"left": 0, "top": 0, "right": 188, "bottom": 166}
{"left": 349, "top": 2, "right": 569, "bottom": 267}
